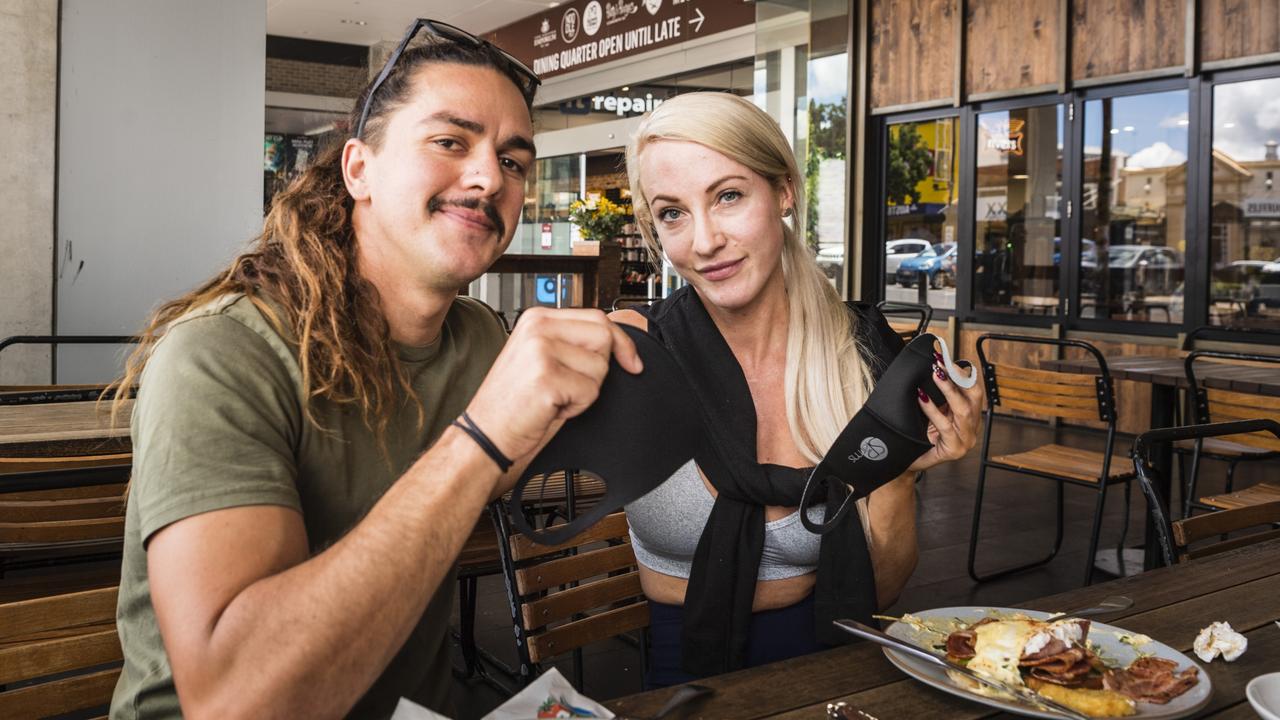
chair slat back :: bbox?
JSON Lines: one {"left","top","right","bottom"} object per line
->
{"left": 505, "top": 511, "right": 648, "bottom": 665}
{"left": 1171, "top": 500, "right": 1280, "bottom": 561}
{"left": 0, "top": 586, "right": 122, "bottom": 717}
{"left": 1203, "top": 389, "right": 1280, "bottom": 452}
{"left": 0, "top": 453, "right": 132, "bottom": 475}
{"left": 0, "top": 483, "right": 127, "bottom": 501}
{"left": 988, "top": 362, "right": 1106, "bottom": 423}
{"left": 0, "top": 517, "right": 125, "bottom": 544}
{"left": 0, "top": 496, "right": 124, "bottom": 522}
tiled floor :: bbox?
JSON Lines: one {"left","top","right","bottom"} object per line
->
{"left": 448, "top": 416, "right": 1273, "bottom": 718}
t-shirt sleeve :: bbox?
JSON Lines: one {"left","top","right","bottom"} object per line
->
{"left": 130, "top": 314, "right": 303, "bottom": 545}
{"left": 850, "top": 303, "right": 906, "bottom": 381}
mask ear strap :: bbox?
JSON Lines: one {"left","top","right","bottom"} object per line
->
{"left": 935, "top": 336, "right": 978, "bottom": 389}
{"left": 799, "top": 469, "right": 856, "bottom": 535}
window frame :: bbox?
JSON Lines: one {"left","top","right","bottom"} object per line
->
{"left": 863, "top": 106, "right": 963, "bottom": 317}
{"left": 1193, "top": 64, "right": 1280, "bottom": 344}
{"left": 1067, "top": 76, "right": 1196, "bottom": 337}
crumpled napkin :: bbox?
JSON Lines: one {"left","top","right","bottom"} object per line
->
{"left": 390, "top": 667, "right": 614, "bottom": 720}
{"left": 1193, "top": 621, "right": 1247, "bottom": 662}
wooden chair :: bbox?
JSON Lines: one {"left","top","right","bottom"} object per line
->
{"left": 489, "top": 503, "right": 648, "bottom": 691}
{"left": 0, "top": 585, "right": 122, "bottom": 719}
{"left": 1178, "top": 350, "right": 1280, "bottom": 516}
{"left": 1133, "top": 419, "right": 1280, "bottom": 566}
{"left": 875, "top": 300, "right": 932, "bottom": 343}
{"left": 0, "top": 458, "right": 129, "bottom": 575}
{"left": 968, "top": 335, "right": 1135, "bottom": 587}
{"left": 453, "top": 471, "right": 608, "bottom": 694}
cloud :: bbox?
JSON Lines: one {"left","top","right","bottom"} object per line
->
{"left": 1158, "top": 112, "right": 1189, "bottom": 129}
{"left": 807, "top": 54, "right": 848, "bottom": 105}
{"left": 1127, "top": 141, "right": 1186, "bottom": 169}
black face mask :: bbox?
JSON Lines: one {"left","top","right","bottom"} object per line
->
{"left": 507, "top": 324, "right": 708, "bottom": 544}
{"left": 507, "top": 328, "right": 975, "bottom": 544}
{"left": 797, "top": 332, "right": 976, "bottom": 534}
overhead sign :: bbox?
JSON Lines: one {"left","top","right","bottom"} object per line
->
{"left": 485, "top": 0, "right": 754, "bottom": 81}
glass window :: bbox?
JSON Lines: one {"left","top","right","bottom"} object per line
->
{"left": 973, "top": 105, "right": 1064, "bottom": 315}
{"left": 881, "top": 118, "right": 959, "bottom": 310}
{"left": 1079, "top": 90, "right": 1188, "bottom": 324}
{"left": 1210, "top": 76, "right": 1280, "bottom": 329}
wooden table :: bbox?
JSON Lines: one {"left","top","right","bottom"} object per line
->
{"left": 1042, "top": 353, "right": 1280, "bottom": 570}
{"left": 0, "top": 399, "right": 132, "bottom": 458}
{"left": 607, "top": 538, "right": 1280, "bottom": 719}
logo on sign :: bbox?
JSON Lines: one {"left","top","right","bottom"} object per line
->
{"left": 561, "top": 8, "right": 580, "bottom": 43}
{"left": 644, "top": 0, "right": 662, "bottom": 15}
{"left": 605, "top": 0, "right": 638, "bottom": 25}
{"left": 534, "top": 18, "right": 557, "bottom": 48}
{"left": 583, "top": 1, "right": 603, "bottom": 35}
{"left": 985, "top": 118, "right": 1026, "bottom": 156}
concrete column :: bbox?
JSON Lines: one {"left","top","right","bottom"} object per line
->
{"left": 0, "top": 0, "right": 58, "bottom": 384}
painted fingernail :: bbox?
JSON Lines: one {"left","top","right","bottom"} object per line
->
{"left": 917, "top": 388, "right": 930, "bottom": 403}
{"left": 933, "top": 351, "right": 944, "bottom": 364}
{"left": 936, "top": 367, "right": 947, "bottom": 381}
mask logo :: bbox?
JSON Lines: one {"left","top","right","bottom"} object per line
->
{"left": 859, "top": 437, "right": 888, "bottom": 461}
{"left": 644, "top": 0, "right": 662, "bottom": 15}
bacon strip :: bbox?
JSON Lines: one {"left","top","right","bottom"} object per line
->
{"left": 1103, "top": 657, "right": 1200, "bottom": 704}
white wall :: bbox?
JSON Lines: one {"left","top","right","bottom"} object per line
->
{"left": 56, "top": 0, "right": 265, "bottom": 382}
{"left": 0, "top": 0, "right": 58, "bottom": 384}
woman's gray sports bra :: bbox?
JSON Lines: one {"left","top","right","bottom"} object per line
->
{"left": 625, "top": 460, "right": 824, "bottom": 581}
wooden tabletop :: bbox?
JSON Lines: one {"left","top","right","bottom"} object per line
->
{"left": 1043, "top": 353, "right": 1280, "bottom": 397}
{"left": 0, "top": 399, "right": 132, "bottom": 458}
{"left": 606, "top": 538, "right": 1280, "bottom": 719}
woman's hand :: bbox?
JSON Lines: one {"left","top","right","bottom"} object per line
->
{"left": 907, "top": 353, "right": 985, "bottom": 473}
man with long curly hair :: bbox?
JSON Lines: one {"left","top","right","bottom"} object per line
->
{"left": 108, "top": 23, "right": 640, "bottom": 719}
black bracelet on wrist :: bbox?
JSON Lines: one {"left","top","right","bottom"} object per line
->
{"left": 451, "top": 411, "right": 514, "bottom": 473}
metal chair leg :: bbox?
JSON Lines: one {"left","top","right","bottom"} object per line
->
{"left": 1116, "top": 479, "right": 1131, "bottom": 557}
{"left": 453, "top": 576, "right": 479, "bottom": 680}
{"left": 1224, "top": 461, "right": 1238, "bottom": 494}
{"left": 969, "top": 467, "right": 1066, "bottom": 582}
{"left": 1184, "top": 442, "right": 1204, "bottom": 518}
{"left": 1083, "top": 481, "right": 1110, "bottom": 586}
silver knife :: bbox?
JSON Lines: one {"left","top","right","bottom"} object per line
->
{"left": 834, "top": 619, "right": 1091, "bottom": 720}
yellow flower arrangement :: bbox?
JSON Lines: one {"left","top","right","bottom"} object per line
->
{"left": 567, "top": 196, "right": 632, "bottom": 241}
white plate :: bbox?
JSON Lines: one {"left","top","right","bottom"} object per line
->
{"left": 1248, "top": 672, "right": 1280, "bottom": 720}
{"left": 881, "top": 606, "right": 1212, "bottom": 719}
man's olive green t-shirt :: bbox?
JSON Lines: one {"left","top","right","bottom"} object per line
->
{"left": 110, "top": 294, "right": 506, "bottom": 719}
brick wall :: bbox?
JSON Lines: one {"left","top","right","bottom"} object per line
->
{"left": 266, "top": 57, "right": 364, "bottom": 98}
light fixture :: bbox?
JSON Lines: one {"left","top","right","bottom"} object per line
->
{"left": 1110, "top": 128, "right": 1120, "bottom": 135}
{"left": 1012, "top": 174, "right": 1029, "bottom": 180}
{"left": 1178, "top": 119, "right": 1190, "bottom": 126}
{"left": 1224, "top": 122, "right": 1236, "bottom": 129}
{"left": 621, "top": 86, "right": 630, "bottom": 92}
{"left": 1123, "top": 125, "right": 1135, "bottom": 132}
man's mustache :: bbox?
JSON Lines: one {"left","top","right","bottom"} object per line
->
{"left": 428, "top": 196, "right": 506, "bottom": 238}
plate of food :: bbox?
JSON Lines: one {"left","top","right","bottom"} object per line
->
{"left": 875, "top": 607, "right": 1210, "bottom": 719}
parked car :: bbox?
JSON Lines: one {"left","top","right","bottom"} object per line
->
{"left": 816, "top": 243, "right": 844, "bottom": 280}
{"left": 1087, "top": 244, "right": 1184, "bottom": 298}
{"left": 883, "top": 238, "right": 932, "bottom": 280}
{"left": 897, "top": 243, "right": 957, "bottom": 289}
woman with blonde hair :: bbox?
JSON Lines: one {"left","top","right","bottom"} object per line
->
{"left": 611, "top": 92, "right": 984, "bottom": 686}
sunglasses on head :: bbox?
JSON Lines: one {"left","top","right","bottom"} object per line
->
{"left": 354, "top": 18, "right": 541, "bottom": 140}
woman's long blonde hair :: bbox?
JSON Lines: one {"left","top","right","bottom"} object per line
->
{"left": 626, "top": 92, "right": 873, "bottom": 463}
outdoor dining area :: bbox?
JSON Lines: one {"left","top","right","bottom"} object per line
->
{"left": 1, "top": 317, "right": 1277, "bottom": 720}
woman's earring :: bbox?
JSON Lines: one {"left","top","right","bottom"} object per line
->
{"left": 781, "top": 208, "right": 793, "bottom": 218}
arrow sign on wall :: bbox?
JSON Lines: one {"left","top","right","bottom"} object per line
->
{"left": 690, "top": 7, "right": 705, "bottom": 32}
